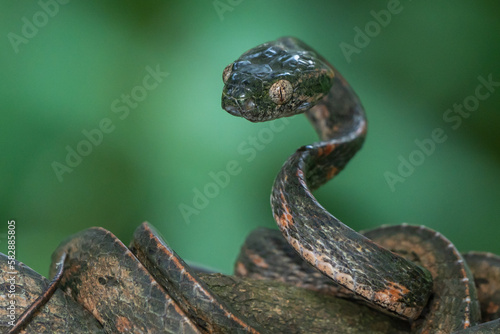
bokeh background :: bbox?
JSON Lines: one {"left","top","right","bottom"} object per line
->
{"left": 1, "top": 1, "right": 499, "bottom": 277}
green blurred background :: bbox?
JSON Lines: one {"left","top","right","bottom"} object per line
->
{"left": 1, "top": 1, "right": 499, "bottom": 277}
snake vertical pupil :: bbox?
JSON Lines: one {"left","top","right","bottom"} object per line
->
{"left": 269, "top": 79, "right": 293, "bottom": 105}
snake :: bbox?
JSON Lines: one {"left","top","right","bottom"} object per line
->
{"left": 221, "top": 36, "right": 499, "bottom": 332}
{"left": 2, "top": 37, "right": 500, "bottom": 333}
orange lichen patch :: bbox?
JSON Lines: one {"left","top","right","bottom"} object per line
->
{"left": 373, "top": 282, "right": 410, "bottom": 306}
{"left": 300, "top": 247, "right": 316, "bottom": 265}
{"left": 279, "top": 191, "right": 286, "bottom": 204}
{"left": 276, "top": 213, "right": 293, "bottom": 230}
{"left": 235, "top": 262, "right": 248, "bottom": 276}
{"left": 324, "top": 143, "right": 336, "bottom": 156}
{"left": 275, "top": 192, "right": 294, "bottom": 229}
{"left": 487, "top": 301, "right": 500, "bottom": 314}
{"left": 317, "top": 143, "right": 336, "bottom": 157}
{"left": 326, "top": 166, "right": 339, "bottom": 180}
{"left": 115, "top": 316, "right": 133, "bottom": 332}
{"left": 335, "top": 273, "right": 355, "bottom": 291}
{"left": 247, "top": 251, "right": 269, "bottom": 269}
{"left": 315, "top": 259, "right": 334, "bottom": 278}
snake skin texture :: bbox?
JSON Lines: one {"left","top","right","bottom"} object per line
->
{"left": 234, "top": 227, "right": 354, "bottom": 298}
{"left": 2, "top": 37, "right": 499, "bottom": 333}
{"left": 2, "top": 222, "right": 499, "bottom": 332}
{"left": 223, "top": 36, "right": 433, "bottom": 320}
{"left": 129, "top": 222, "right": 265, "bottom": 334}
{"left": 0, "top": 253, "right": 104, "bottom": 333}
{"left": 49, "top": 227, "right": 201, "bottom": 334}
{"left": 223, "top": 37, "right": 500, "bottom": 332}
{"left": 462, "top": 252, "right": 500, "bottom": 323}
{"left": 363, "top": 225, "right": 480, "bottom": 333}
{"left": 236, "top": 226, "right": 500, "bottom": 333}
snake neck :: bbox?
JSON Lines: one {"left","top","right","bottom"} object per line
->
{"left": 298, "top": 69, "right": 367, "bottom": 191}
{"left": 306, "top": 69, "right": 367, "bottom": 143}
{"left": 270, "top": 66, "right": 433, "bottom": 319}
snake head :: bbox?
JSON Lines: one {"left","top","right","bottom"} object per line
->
{"left": 222, "top": 37, "right": 335, "bottom": 122}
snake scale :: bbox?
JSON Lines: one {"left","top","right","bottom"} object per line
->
{"left": 1, "top": 37, "right": 499, "bottom": 333}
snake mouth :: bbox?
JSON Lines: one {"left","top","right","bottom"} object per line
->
{"left": 224, "top": 104, "right": 242, "bottom": 117}
{"left": 221, "top": 90, "right": 244, "bottom": 118}
{"left": 222, "top": 95, "right": 258, "bottom": 119}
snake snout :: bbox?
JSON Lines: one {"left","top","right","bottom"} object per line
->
{"left": 224, "top": 104, "right": 242, "bottom": 117}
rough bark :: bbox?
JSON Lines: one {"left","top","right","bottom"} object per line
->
{"left": 200, "top": 273, "right": 410, "bottom": 334}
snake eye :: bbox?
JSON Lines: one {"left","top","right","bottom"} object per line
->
{"left": 269, "top": 80, "right": 293, "bottom": 105}
{"left": 223, "top": 63, "right": 233, "bottom": 84}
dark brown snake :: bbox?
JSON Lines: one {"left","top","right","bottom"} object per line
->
{"left": 1, "top": 37, "right": 499, "bottom": 333}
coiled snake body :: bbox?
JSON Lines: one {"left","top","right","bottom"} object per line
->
{"left": 222, "top": 36, "right": 498, "bottom": 333}
{"left": 2, "top": 37, "right": 500, "bottom": 333}
{"left": 222, "top": 36, "right": 434, "bottom": 319}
